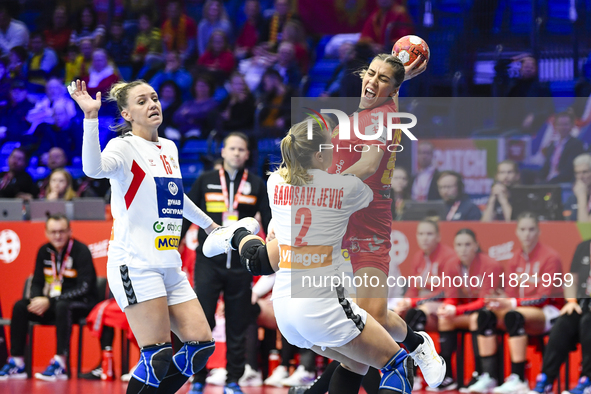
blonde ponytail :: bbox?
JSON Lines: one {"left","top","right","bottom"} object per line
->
{"left": 277, "top": 118, "right": 329, "bottom": 186}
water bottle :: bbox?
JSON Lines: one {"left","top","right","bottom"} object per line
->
{"left": 268, "top": 349, "right": 280, "bottom": 374}
{"left": 101, "top": 346, "right": 114, "bottom": 381}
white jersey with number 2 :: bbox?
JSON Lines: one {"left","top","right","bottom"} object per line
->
{"left": 267, "top": 169, "right": 373, "bottom": 299}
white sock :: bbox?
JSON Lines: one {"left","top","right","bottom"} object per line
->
{"left": 54, "top": 355, "right": 66, "bottom": 368}
{"left": 12, "top": 357, "right": 24, "bottom": 368}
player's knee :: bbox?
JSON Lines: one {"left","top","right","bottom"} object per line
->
{"left": 504, "top": 310, "right": 526, "bottom": 337}
{"left": 240, "top": 239, "right": 274, "bottom": 276}
{"left": 133, "top": 343, "right": 173, "bottom": 386}
{"left": 476, "top": 309, "right": 498, "bottom": 336}
{"left": 405, "top": 308, "right": 427, "bottom": 332}
{"left": 172, "top": 340, "right": 215, "bottom": 377}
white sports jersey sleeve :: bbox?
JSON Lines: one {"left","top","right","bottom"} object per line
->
{"left": 82, "top": 119, "right": 129, "bottom": 181}
{"left": 268, "top": 170, "right": 373, "bottom": 299}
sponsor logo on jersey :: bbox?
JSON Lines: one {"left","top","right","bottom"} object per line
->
{"left": 155, "top": 236, "right": 180, "bottom": 250}
{"left": 278, "top": 245, "right": 333, "bottom": 269}
{"left": 155, "top": 177, "right": 184, "bottom": 219}
{"left": 153, "top": 221, "right": 165, "bottom": 233}
{"left": 168, "top": 182, "right": 179, "bottom": 196}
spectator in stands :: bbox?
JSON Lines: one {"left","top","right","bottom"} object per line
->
{"left": 27, "top": 33, "right": 59, "bottom": 86}
{"left": 69, "top": 5, "right": 105, "bottom": 47}
{"left": 81, "top": 49, "right": 119, "bottom": 98}
{"left": 234, "top": 0, "right": 264, "bottom": 60}
{"left": 198, "top": 0, "right": 232, "bottom": 56}
{"left": 391, "top": 166, "right": 410, "bottom": 221}
{"left": 131, "top": 12, "right": 163, "bottom": 74}
{"left": 0, "top": 213, "right": 97, "bottom": 381}
{"left": 437, "top": 170, "right": 482, "bottom": 221}
{"left": 221, "top": 72, "right": 255, "bottom": 134}
{"left": 359, "top": 0, "right": 414, "bottom": 52}
{"left": 411, "top": 141, "right": 441, "bottom": 201}
{"left": 434, "top": 229, "right": 503, "bottom": 391}
{"left": 0, "top": 147, "right": 38, "bottom": 200}
{"left": 237, "top": 43, "right": 277, "bottom": 91}
{"left": 482, "top": 160, "right": 520, "bottom": 222}
{"left": 8, "top": 45, "right": 28, "bottom": 80}
{"left": 256, "top": 68, "right": 291, "bottom": 137}
{"left": 262, "top": 0, "right": 298, "bottom": 46}
{"left": 150, "top": 51, "right": 193, "bottom": 101}
{"left": 540, "top": 110, "right": 585, "bottom": 184}
{"left": 44, "top": 168, "right": 76, "bottom": 201}
{"left": 43, "top": 5, "right": 72, "bottom": 57}
{"left": 64, "top": 39, "right": 94, "bottom": 82}
{"left": 465, "top": 212, "right": 563, "bottom": 394}
{"left": 33, "top": 100, "right": 81, "bottom": 161}
{"left": 0, "top": 58, "right": 10, "bottom": 115}
{"left": 161, "top": 0, "right": 197, "bottom": 63}
{"left": 26, "top": 77, "right": 76, "bottom": 130}
{"left": 502, "top": 55, "right": 553, "bottom": 134}
{"left": 321, "top": 41, "right": 356, "bottom": 97}
{"left": 528, "top": 239, "right": 591, "bottom": 394}
{"left": 280, "top": 20, "right": 309, "bottom": 74}
{"left": 37, "top": 147, "right": 68, "bottom": 198}
{"left": 197, "top": 29, "right": 236, "bottom": 79}
{"left": 1, "top": 80, "right": 34, "bottom": 139}
{"left": 157, "top": 80, "right": 182, "bottom": 139}
{"left": 173, "top": 74, "right": 220, "bottom": 140}
{"left": 0, "top": 4, "right": 30, "bottom": 57}
{"left": 564, "top": 153, "right": 591, "bottom": 222}
{"left": 272, "top": 41, "right": 302, "bottom": 90}
{"left": 104, "top": 18, "right": 133, "bottom": 67}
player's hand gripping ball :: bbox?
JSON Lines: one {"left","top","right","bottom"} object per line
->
{"left": 392, "top": 35, "right": 430, "bottom": 66}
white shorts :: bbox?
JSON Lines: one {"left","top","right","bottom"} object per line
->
{"left": 107, "top": 265, "right": 197, "bottom": 311}
{"left": 543, "top": 304, "right": 561, "bottom": 332}
{"left": 273, "top": 287, "right": 368, "bottom": 349}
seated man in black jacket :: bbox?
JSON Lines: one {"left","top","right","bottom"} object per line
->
{"left": 0, "top": 213, "right": 97, "bottom": 381}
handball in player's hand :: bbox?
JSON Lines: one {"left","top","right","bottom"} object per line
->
{"left": 392, "top": 35, "right": 430, "bottom": 66}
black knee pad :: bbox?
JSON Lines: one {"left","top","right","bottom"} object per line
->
{"left": 504, "top": 310, "right": 526, "bottom": 337}
{"left": 240, "top": 239, "right": 274, "bottom": 275}
{"left": 405, "top": 308, "right": 427, "bottom": 331}
{"left": 477, "top": 309, "right": 498, "bottom": 336}
{"left": 172, "top": 340, "right": 216, "bottom": 377}
{"left": 133, "top": 343, "right": 173, "bottom": 386}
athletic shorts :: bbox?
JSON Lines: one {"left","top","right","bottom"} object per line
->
{"left": 273, "top": 286, "right": 367, "bottom": 349}
{"left": 107, "top": 265, "right": 197, "bottom": 311}
{"left": 543, "top": 304, "right": 561, "bottom": 333}
{"left": 343, "top": 198, "right": 392, "bottom": 275}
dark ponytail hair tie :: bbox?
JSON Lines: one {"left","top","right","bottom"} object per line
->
{"left": 290, "top": 134, "right": 295, "bottom": 143}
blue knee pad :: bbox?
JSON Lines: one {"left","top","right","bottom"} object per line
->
{"left": 379, "top": 348, "right": 414, "bottom": 393}
{"left": 132, "top": 343, "right": 173, "bottom": 387}
{"left": 172, "top": 340, "right": 215, "bottom": 377}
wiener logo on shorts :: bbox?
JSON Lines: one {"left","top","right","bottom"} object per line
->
{"left": 155, "top": 236, "right": 180, "bottom": 250}
{"left": 279, "top": 245, "right": 333, "bottom": 269}
{"left": 155, "top": 177, "right": 184, "bottom": 219}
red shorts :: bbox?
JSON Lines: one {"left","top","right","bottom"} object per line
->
{"left": 343, "top": 198, "right": 392, "bottom": 275}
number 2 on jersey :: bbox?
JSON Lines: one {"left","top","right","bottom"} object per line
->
{"left": 294, "top": 207, "right": 312, "bottom": 246}
{"left": 160, "top": 155, "right": 172, "bottom": 175}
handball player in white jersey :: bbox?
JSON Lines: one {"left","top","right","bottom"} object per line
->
{"left": 69, "top": 79, "right": 258, "bottom": 394}
{"left": 202, "top": 119, "right": 414, "bottom": 394}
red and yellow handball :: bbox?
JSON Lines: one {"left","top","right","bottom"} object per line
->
{"left": 391, "top": 35, "right": 430, "bottom": 66}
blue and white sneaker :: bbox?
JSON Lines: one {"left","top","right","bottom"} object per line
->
{"left": 0, "top": 358, "right": 27, "bottom": 380}
{"left": 562, "top": 376, "right": 591, "bottom": 394}
{"left": 380, "top": 349, "right": 414, "bottom": 393}
{"left": 188, "top": 381, "right": 204, "bottom": 394}
{"left": 529, "top": 373, "right": 553, "bottom": 394}
{"left": 202, "top": 218, "right": 260, "bottom": 257}
{"left": 34, "top": 358, "right": 67, "bottom": 381}
{"left": 224, "top": 382, "right": 244, "bottom": 394}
